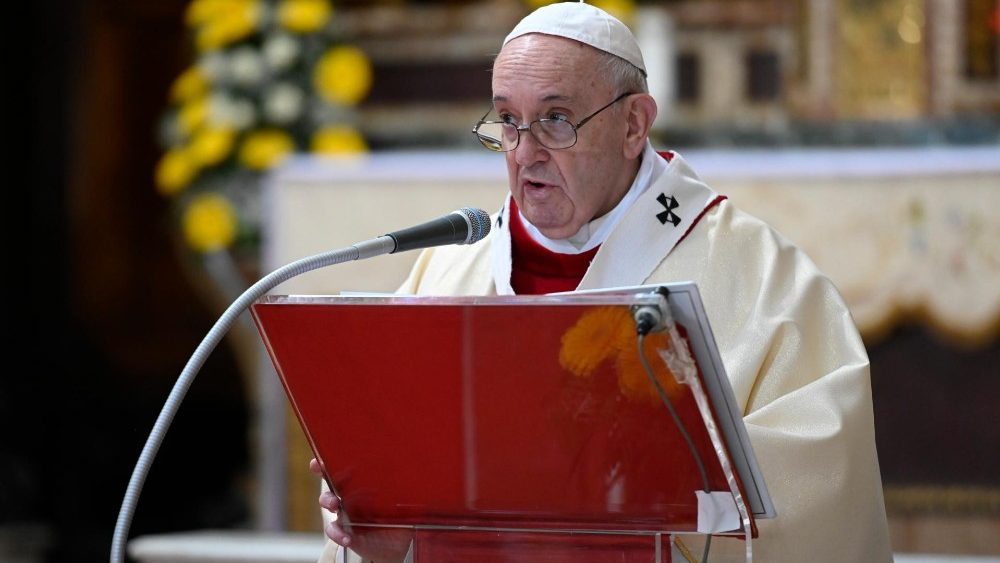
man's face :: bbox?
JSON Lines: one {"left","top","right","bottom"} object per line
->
{"left": 492, "top": 34, "right": 636, "bottom": 240}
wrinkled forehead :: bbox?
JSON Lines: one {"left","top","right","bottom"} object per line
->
{"left": 492, "top": 34, "right": 612, "bottom": 99}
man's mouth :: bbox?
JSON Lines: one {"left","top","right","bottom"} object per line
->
{"left": 523, "top": 178, "right": 554, "bottom": 190}
{"left": 521, "top": 175, "right": 560, "bottom": 197}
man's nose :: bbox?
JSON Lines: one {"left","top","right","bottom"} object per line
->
{"left": 513, "top": 127, "right": 548, "bottom": 166}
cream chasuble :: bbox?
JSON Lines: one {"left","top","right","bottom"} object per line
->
{"left": 321, "top": 152, "right": 892, "bottom": 562}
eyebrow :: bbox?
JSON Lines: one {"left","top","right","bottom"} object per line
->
{"left": 491, "top": 94, "right": 574, "bottom": 103}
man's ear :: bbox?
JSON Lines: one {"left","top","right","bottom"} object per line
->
{"left": 623, "top": 94, "right": 657, "bottom": 159}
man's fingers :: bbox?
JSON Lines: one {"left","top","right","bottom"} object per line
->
{"left": 325, "top": 521, "right": 352, "bottom": 546}
{"left": 319, "top": 490, "right": 341, "bottom": 512}
{"left": 312, "top": 458, "right": 351, "bottom": 547}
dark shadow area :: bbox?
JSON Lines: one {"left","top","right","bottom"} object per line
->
{"left": 4, "top": 3, "right": 251, "bottom": 562}
{"left": 870, "top": 324, "right": 1000, "bottom": 488}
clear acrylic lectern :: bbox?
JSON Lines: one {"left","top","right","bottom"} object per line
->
{"left": 251, "top": 289, "right": 768, "bottom": 563}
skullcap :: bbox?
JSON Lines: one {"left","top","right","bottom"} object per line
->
{"left": 503, "top": 2, "right": 645, "bottom": 75}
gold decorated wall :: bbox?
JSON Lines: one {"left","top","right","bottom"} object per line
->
{"left": 835, "top": 0, "right": 927, "bottom": 118}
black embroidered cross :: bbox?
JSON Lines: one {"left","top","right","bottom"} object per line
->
{"left": 656, "top": 193, "right": 681, "bottom": 226}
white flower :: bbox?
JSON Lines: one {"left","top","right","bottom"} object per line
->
{"left": 159, "top": 115, "right": 185, "bottom": 146}
{"left": 229, "top": 46, "right": 265, "bottom": 86}
{"left": 263, "top": 83, "right": 305, "bottom": 124}
{"left": 209, "top": 94, "right": 257, "bottom": 130}
{"left": 198, "top": 52, "right": 229, "bottom": 83}
{"left": 263, "top": 34, "right": 301, "bottom": 71}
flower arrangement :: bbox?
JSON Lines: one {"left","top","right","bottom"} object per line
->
{"left": 156, "top": 0, "right": 637, "bottom": 260}
{"left": 156, "top": 0, "right": 372, "bottom": 257}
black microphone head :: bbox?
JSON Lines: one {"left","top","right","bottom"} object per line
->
{"left": 387, "top": 207, "right": 493, "bottom": 253}
{"left": 452, "top": 207, "right": 491, "bottom": 245}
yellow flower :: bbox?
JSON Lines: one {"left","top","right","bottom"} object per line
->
{"left": 278, "top": 0, "right": 332, "bottom": 33}
{"left": 183, "top": 193, "right": 238, "bottom": 252}
{"left": 239, "top": 129, "right": 295, "bottom": 170}
{"left": 558, "top": 307, "right": 681, "bottom": 404}
{"left": 185, "top": 0, "right": 232, "bottom": 27}
{"left": 195, "top": 0, "right": 259, "bottom": 52}
{"left": 186, "top": 0, "right": 253, "bottom": 27}
{"left": 559, "top": 307, "right": 633, "bottom": 378}
{"left": 155, "top": 148, "right": 199, "bottom": 196}
{"left": 311, "top": 125, "right": 367, "bottom": 157}
{"left": 314, "top": 46, "right": 373, "bottom": 106}
{"left": 169, "top": 66, "right": 209, "bottom": 103}
{"left": 190, "top": 126, "right": 236, "bottom": 166}
{"left": 178, "top": 97, "right": 208, "bottom": 135}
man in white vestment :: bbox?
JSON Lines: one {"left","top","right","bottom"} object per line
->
{"left": 315, "top": 3, "right": 893, "bottom": 561}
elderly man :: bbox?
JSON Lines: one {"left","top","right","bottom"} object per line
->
{"left": 315, "top": 2, "right": 892, "bottom": 561}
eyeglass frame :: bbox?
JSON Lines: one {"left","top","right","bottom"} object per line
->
{"left": 472, "top": 91, "right": 635, "bottom": 152}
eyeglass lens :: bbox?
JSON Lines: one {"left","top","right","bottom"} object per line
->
{"left": 475, "top": 120, "right": 576, "bottom": 152}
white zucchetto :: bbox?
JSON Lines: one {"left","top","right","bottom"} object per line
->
{"left": 502, "top": 1, "right": 645, "bottom": 75}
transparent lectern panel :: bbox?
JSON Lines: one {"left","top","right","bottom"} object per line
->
{"left": 252, "top": 294, "right": 753, "bottom": 562}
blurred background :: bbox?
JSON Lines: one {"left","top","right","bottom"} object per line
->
{"left": 4, "top": 0, "right": 998, "bottom": 561}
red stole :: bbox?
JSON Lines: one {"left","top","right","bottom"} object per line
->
{"left": 509, "top": 198, "right": 600, "bottom": 295}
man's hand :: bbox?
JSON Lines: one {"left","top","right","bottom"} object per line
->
{"left": 310, "top": 458, "right": 413, "bottom": 563}
{"left": 310, "top": 458, "right": 354, "bottom": 547}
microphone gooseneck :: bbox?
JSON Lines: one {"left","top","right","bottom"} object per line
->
{"left": 111, "top": 207, "right": 490, "bottom": 563}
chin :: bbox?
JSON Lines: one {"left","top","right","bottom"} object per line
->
{"left": 520, "top": 204, "right": 580, "bottom": 239}
{"left": 533, "top": 222, "right": 579, "bottom": 240}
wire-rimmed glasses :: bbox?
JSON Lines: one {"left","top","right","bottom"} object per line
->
{"left": 472, "top": 92, "right": 633, "bottom": 152}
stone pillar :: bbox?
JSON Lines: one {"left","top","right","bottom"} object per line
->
{"left": 636, "top": 7, "right": 676, "bottom": 129}
{"left": 807, "top": 0, "right": 836, "bottom": 118}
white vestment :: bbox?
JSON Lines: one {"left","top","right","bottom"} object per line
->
{"left": 320, "top": 152, "right": 892, "bottom": 562}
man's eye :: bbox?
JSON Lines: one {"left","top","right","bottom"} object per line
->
{"left": 499, "top": 113, "right": 517, "bottom": 124}
{"left": 547, "top": 113, "right": 570, "bottom": 122}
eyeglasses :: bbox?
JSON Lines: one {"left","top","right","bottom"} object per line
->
{"left": 472, "top": 92, "right": 633, "bottom": 152}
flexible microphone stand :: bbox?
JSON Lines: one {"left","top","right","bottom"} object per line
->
{"left": 111, "top": 208, "right": 490, "bottom": 563}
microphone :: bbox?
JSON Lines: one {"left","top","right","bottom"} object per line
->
{"left": 386, "top": 207, "right": 491, "bottom": 253}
